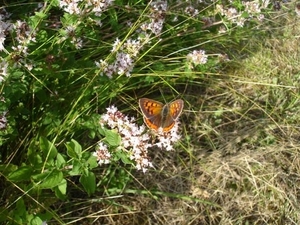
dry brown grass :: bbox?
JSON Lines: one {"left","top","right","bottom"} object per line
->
{"left": 77, "top": 145, "right": 300, "bottom": 224}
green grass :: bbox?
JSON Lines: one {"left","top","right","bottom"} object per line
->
{"left": 1, "top": 0, "right": 300, "bottom": 224}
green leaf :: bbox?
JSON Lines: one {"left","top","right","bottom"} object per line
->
{"left": 34, "top": 11, "right": 47, "bottom": 20}
{"left": 53, "top": 178, "right": 67, "bottom": 200}
{"left": 69, "top": 159, "right": 81, "bottom": 175}
{"left": 80, "top": 171, "right": 96, "bottom": 196}
{"left": 87, "top": 154, "right": 98, "bottom": 169}
{"left": 115, "top": 149, "right": 132, "bottom": 165}
{"left": 38, "top": 170, "right": 63, "bottom": 189}
{"left": 27, "top": 140, "right": 43, "bottom": 167}
{"left": 39, "top": 136, "right": 58, "bottom": 161}
{"left": 50, "top": 0, "right": 59, "bottom": 7}
{"left": 54, "top": 187, "right": 67, "bottom": 200}
{"left": 98, "top": 126, "right": 106, "bottom": 136}
{"left": 88, "top": 130, "right": 96, "bottom": 139}
{"left": 104, "top": 130, "right": 121, "bottom": 146}
{"left": 82, "top": 114, "right": 101, "bottom": 139}
{"left": 30, "top": 12, "right": 47, "bottom": 26}
{"left": 29, "top": 216, "right": 43, "bottom": 225}
{"left": 0, "top": 164, "right": 18, "bottom": 176}
{"left": 57, "top": 178, "right": 67, "bottom": 195}
{"left": 15, "top": 198, "right": 27, "bottom": 217}
{"left": 8, "top": 166, "right": 33, "bottom": 182}
{"left": 66, "top": 139, "right": 82, "bottom": 159}
{"left": 11, "top": 70, "right": 24, "bottom": 79}
{"left": 56, "top": 153, "right": 66, "bottom": 168}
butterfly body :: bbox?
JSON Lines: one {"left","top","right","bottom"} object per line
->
{"left": 139, "top": 98, "right": 184, "bottom": 132}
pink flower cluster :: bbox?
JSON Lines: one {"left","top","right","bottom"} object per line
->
{"left": 95, "top": 37, "right": 150, "bottom": 78}
{"left": 94, "top": 105, "right": 182, "bottom": 172}
{"left": 59, "top": 0, "right": 114, "bottom": 16}
{"left": 187, "top": 50, "right": 208, "bottom": 68}
{"left": 97, "top": 105, "right": 153, "bottom": 172}
{"left": 216, "top": 0, "right": 266, "bottom": 29}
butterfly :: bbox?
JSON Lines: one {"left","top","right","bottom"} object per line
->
{"left": 139, "top": 98, "right": 184, "bottom": 132}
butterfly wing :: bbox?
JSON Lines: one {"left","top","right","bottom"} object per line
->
{"left": 139, "top": 98, "right": 164, "bottom": 130}
{"left": 169, "top": 99, "right": 184, "bottom": 120}
{"left": 139, "top": 98, "right": 184, "bottom": 132}
{"left": 161, "top": 99, "right": 184, "bottom": 131}
{"left": 139, "top": 98, "right": 163, "bottom": 118}
{"left": 143, "top": 116, "right": 162, "bottom": 131}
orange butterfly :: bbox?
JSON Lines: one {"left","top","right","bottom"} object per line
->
{"left": 139, "top": 98, "right": 184, "bottom": 132}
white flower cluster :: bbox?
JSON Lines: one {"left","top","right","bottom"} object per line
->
{"left": 0, "top": 8, "right": 36, "bottom": 71}
{"left": 58, "top": 0, "right": 115, "bottom": 49}
{"left": 187, "top": 49, "right": 208, "bottom": 67}
{"left": 0, "top": 111, "right": 8, "bottom": 130}
{"left": 0, "top": 60, "right": 9, "bottom": 83}
{"left": 184, "top": 6, "right": 199, "bottom": 17}
{"left": 97, "top": 105, "right": 153, "bottom": 172}
{"left": 93, "top": 142, "right": 111, "bottom": 165}
{"left": 0, "top": 9, "right": 12, "bottom": 52}
{"left": 94, "top": 1, "right": 169, "bottom": 78}
{"left": 59, "top": 0, "right": 114, "bottom": 16}
{"left": 11, "top": 20, "right": 37, "bottom": 57}
{"left": 216, "top": 0, "right": 266, "bottom": 28}
{"left": 95, "top": 105, "right": 183, "bottom": 172}
{"left": 59, "top": 0, "right": 81, "bottom": 15}
{"left": 155, "top": 122, "right": 182, "bottom": 151}
{"left": 60, "top": 24, "right": 83, "bottom": 49}
{"left": 140, "top": 0, "right": 168, "bottom": 35}
{"left": 95, "top": 36, "right": 150, "bottom": 78}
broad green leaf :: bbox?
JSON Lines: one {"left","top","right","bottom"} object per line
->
{"left": 39, "top": 136, "right": 58, "bottom": 161}
{"left": 29, "top": 216, "right": 43, "bottom": 225}
{"left": 69, "top": 159, "right": 81, "bottom": 175}
{"left": 54, "top": 178, "right": 67, "bottom": 200}
{"left": 104, "top": 130, "right": 121, "bottom": 146}
{"left": 38, "top": 170, "right": 63, "bottom": 189}
{"left": 54, "top": 187, "right": 67, "bottom": 200}
{"left": 57, "top": 178, "right": 67, "bottom": 195}
{"left": 8, "top": 166, "right": 33, "bottom": 182}
{"left": 98, "top": 126, "right": 106, "bottom": 136}
{"left": 66, "top": 139, "right": 82, "bottom": 159}
{"left": 15, "top": 198, "right": 26, "bottom": 216}
{"left": 87, "top": 154, "right": 98, "bottom": 169}
{"left": 56, "top": 153, "right": 66, "bottom": 168}
{"left": 31, "top": 170, "right": 49, "bottom": 180}
{"left": 80, "top": 171, "right": 96, "bottom": 196}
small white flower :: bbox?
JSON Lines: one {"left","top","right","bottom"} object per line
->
{"left": 94, "top": 142, "right": 111, "bottom": 165}
{"left": 97, "top": 106, "right": 154, "bottom": 172}
{"left": 187, "top": 50, "right": 208, "bottom": 65}
{"left": 112, "top": 38, "right": 121, "bottom": 52}
{"left": 0, "top": 60, "right": 8, "bottom": 82}
{"left": 0, "top": 111, "right": 8, "bottom": 129}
